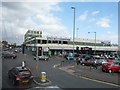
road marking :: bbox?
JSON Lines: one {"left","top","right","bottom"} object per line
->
{"left": 71, "top": 73, "right": 120, "bottom": 87}
{"left": 53, "top": 64, "right": 60, "bottom": 68}
{"left": 57, "top": 64, "right": 120, "bottom": 87}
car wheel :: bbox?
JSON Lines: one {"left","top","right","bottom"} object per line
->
{"left": 29, "top": 80, "right": 33, "bottom": 85}
{"left": 13, "top": 79, "right": 19, "bottom": 86}
{"left": 34, "top": 58, "right": 36, "bottom": 60}
{"left": 12, "top": 79, "right": 16, "bottom": 85}
{"left": 82, "top": 63, "right": 85, "bottom": 66}
{"left": 108, "top": 69, "right": 112, "bottom": 73}
{"left": 8, "top": 74, "right": 10, "bottom": 79}
{"left": 102, "top": 68, "right": 105, "bottom": 72}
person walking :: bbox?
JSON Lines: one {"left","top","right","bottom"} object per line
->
{"left": 76, "top": 57, "right": 80, "bottom": 65}
{"left": 93, "top": 60, "right": 97, "bottom": 69}
{"left": 22, "top": 61, "right": 26, "bottom": 67}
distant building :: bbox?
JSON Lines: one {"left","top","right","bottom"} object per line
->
{"left": 23, "top": 30, "right": 118, "bottom": 56}
{"left": 24, "top": 30, "right": 42, "bottom": 42}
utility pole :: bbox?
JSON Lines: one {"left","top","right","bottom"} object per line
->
{"left": 88, "top": 32, "right": 96, "bottom": 54}
{"left": 71, "top": 6, "right": 76, "bottom": 54}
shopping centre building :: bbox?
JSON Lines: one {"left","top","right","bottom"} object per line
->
{"left": 23, "top": 30, "right": 118, "bottom": 56}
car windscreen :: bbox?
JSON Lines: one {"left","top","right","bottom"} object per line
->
{"left": 115, "top": 58, "right": 120, "bottom": 62}
{"left": 108, "top": 57, "right": 115, "bottom": 60}
{"left": 3, "top": 51, "right": 10, "bottom": 54}
{"left": 103, "top": 63, "right": 108, "bottom": 66}
{"left": 96, "top": 59, "right": 107, "bottom": 62}
{"left": 94, "top": 57, "right": 105, "bottom": 59}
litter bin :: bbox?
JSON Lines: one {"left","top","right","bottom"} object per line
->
{"left": 40, "top": 72, "right": 46, "bottom": 82}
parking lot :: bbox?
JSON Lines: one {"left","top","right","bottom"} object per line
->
{"left": 58, "top": 61, "right": 120, "bottom": 85}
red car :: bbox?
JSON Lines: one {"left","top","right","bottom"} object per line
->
{"left": 80, "top": 59, "right": 95, "bottom": 66}
{"left": 8, "top": 66, "right": 33, "bottom": 86}
{"left": 102, "top": 61, "right": 120, "bottom": 73}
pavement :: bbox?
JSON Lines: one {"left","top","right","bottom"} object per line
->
{"left": 57, "top": 60, "right": 120, "bottom": 86}
{"left": 33, "top": 77, "right": 52, "bottom": 86}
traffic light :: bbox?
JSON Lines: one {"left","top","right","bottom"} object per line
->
{"left": 81, "top": 47, "right": 92, "bottom": 54}
{"left": 38, "top": 47, "right": 42, "bottom": 56}
{"left": 22, "top": 44, "right": 26, "bottom": 54}
{"left": 76, "top": 46, "right": 79, "bottom": 53}
{"left": 76, "top": 47, "right": 79, "bottom": 51}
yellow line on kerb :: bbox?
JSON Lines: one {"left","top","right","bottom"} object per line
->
{"left": 71, "top": 73, "right": 120, "bottom": 87}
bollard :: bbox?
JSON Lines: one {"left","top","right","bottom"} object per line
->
{"left": 41, "top": 72, "right": 46, "bottom": 83}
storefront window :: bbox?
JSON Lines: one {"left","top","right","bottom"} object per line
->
{"left": 42, "top": 40, "right": 47, "bottom": 44}
{"left": 48, "top": 40, "right": 51, "bottom": 43}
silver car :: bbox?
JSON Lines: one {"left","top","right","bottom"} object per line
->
{"left": 34, "top": 55, "right": 49, "bottom": 61}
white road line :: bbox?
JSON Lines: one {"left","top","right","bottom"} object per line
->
{"left": 58, "top": 64, "right": 120, "bottom": 87}
{"left": 53, "top": 64, "right": 60, "bottom": 68}
{"left": 72, "top": 73, "right": 120, "bottom": 87}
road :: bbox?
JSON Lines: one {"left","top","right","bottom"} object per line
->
{"left": 2, "top": 52, "right": 119, "bottom": 89}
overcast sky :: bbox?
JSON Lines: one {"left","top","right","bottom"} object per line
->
{"left": 1, "top": 0, "right": 119, "bottom": 45}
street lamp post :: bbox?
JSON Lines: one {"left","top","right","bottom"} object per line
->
{"left": 76, "top": 28, "right": 79, "bottom": 38}
{"left": 71, "top": 6, "right": 76, "bottom": 54}
{"left": 88, "top": 32, "right": 96, "bottom": 54}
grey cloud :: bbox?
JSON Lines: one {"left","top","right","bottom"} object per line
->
{"left": 2, "top": 2, "right": 24, "bottom": 10}
{"left": 1, "top": 2, "right": 70, "bottom": 45}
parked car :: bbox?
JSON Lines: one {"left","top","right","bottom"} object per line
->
{"left": 2, "top": 51, "right": 17, "bottom": 59}
{"left": 8, "top": 66, "right": 33, "bottom": 86}
{"left": 102, "top": 61, "right": 120, "bottom": 73}
{"left": 107, "top": 57, "right": 115, "bottom": 62}
{"left": 80, "top": 59, "right": 95, "bottom": 66}
{"left": 114, "top": 58, "right": 120, "bottom": 62}
{"left": 66, "top": 56, "right": 74, "bottom": 60}
{"left": 34, "top": 55, "right": 49, "bottom": 61}
{"left": 14, "top": 48, "right": 22, "bottom": 53}
{"left": 81, "top": 54, "right": 93, "bottom": 61}
{"left": 94, "top": 57, "right": 107, "bottom": 66}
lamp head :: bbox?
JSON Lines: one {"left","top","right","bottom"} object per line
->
{"left": 71, "top": 6, "right": 75, "bottom": 9}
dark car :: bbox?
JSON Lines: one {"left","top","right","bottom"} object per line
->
{"left": 80, "top": 55, "right": 94, "bottom": 65}
{"left": 81, "top": 54, "right": 93, "bottom": 61}
{"left": 80, "top": 59, "right": 95, "bottom": 66}
{"left": 102, "top": 61, "right": 120, "bottom": 73}
{"left": 8, "top": 66, "right": 33, "bottom": 86}
{"left": 2, "top": 51, "right": 17, "bottom": 59}
{"left": 66, "top": 56, "right": 74, "bottom": 60}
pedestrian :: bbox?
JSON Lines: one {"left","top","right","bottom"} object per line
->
{"left": 76, "top": 57, "right": 80, "bottom": 65}
{"left": 22, "top": 61, "right": 26, "bottom": 67}
{"left": 93, "top": 60, "right": 97, "bottom": 69}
